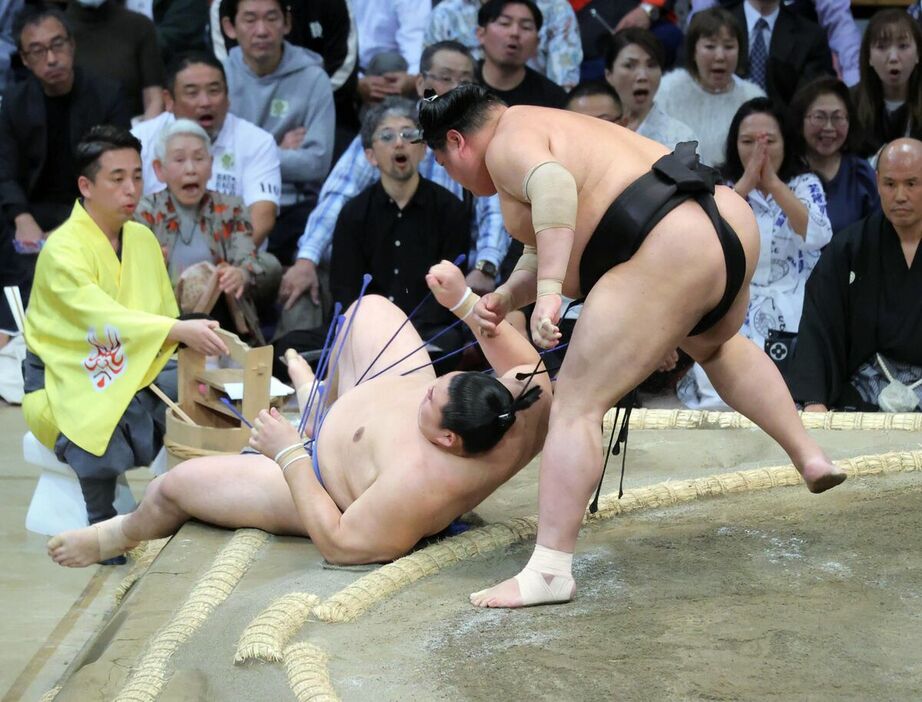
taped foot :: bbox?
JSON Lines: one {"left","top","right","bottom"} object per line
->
{"left": 801, "top": 458, "right": 847, "bottom": 494}
{"left": 47, "top": 515, "right": 138, "bottom": 568}
{"left": 469, "top": 545, "right": 575, "bottom": 608}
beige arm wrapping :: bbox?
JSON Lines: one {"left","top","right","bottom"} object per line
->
{"left": 512, "top": 244, "right": 538, "bottom": 276}
{"left": 522, "top": 161, "right": 578, "bottom": 233}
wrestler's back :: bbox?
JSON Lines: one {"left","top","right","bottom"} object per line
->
{"left": 490, "top": 107, "right": 758, "bottom": 296}
{"left": 316, "top": 374, "right": 546, "bottom": 537}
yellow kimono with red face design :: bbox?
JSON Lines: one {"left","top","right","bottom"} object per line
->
{"left": 23, "top": 201, "right": 178, "bottom": 455}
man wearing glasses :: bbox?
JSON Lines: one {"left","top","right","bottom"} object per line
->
{"left": 0, "top": 6, "right": 129, "bottom": 333}
{"left": 329, "top": 98, "right": 471, "bottom": 361}
{"left": 276, "top": 40, "right": 510, "bottom": 346}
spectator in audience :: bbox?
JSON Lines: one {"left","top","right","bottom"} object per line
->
{"left": 604, "top": 28, "right": 695, "bottom": 148}
{"left": 351, "top": 0, "right": 430, "bottom": 104}
{"left": 689, "top": 0, "right": 861, "bottom": 87}
{"left": 853, "top": 10, "right": 922, "bottom": 156}
{"left": 426, "top": 0, "right": 582, "bottom": 89}
{"left": 0, "top": 0, "right": 23, "bottom": 94}
{"left": 678, "top": 97, "right": 832, "bottom": 409}
{"left": 212, "top": 0, "right": 359, "bottom": 151}
{"left": 278, "top": 41, "right": 509, "bottom": 338}
{"left": 21, "top": 126, "right": 226, "bottom": 562}
{"left": 786, "top": 138, "right": 922, "bottom": 412}
{"left": 474, "top": 0, "right": 568, "bottom": 108}
{"left": 576, "top": 0, "right": 683, "bottom": 79}
{"left": 0, "top": 6, "right": 130, "bottom": 333}
{"left": 65, "top": 0, "right": 165, "bottom": 121}
{"left": 222, "top": 0, "right": 335, "bottom": 267}
{"left": 135, "top": 119, "right": 281, "bottom": 342}
{"left": 656, "top": 7, "right": 763, "bottom": 166}
{"left": 708, "top": 0, "right": 833, "bottom": 108}
{"left": 132, "top": 53, "right": 281, "bottom": 250}
{"left": 790, "top": 76, "right": 879, "bottom": 236}
{"left": 564, "top": 80, "right": 622, "bottom": 121}
{"left": 151, "top": 0, "right": 208, "bottom": 66}
{"left": 330, "top": 99, "right": 471, "bottom": 362}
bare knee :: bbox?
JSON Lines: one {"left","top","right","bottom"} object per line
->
{"left": 345, "top": 294, "right": 391, "bottom": 319}
{"left": 549, "top": 394, "right": 607, "bottom": 428}
{"left": 154, "top": 459, "right": 206, "bottom": 511}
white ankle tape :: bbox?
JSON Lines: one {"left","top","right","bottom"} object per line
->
{"left": 526, "top": 544, "right": 573, "bottom": 576}
{"left": 95, "top": 514, "right": 134, "bottom": 561}
{"left": 512, "top": 545, "right": 575, "bottom": 605}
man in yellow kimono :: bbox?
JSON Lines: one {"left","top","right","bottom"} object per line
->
{"left": 22, "top": 125, "right": 227, "bottom": 563}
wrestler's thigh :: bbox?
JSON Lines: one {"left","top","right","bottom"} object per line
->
{"left": 680, "top": 285, "right": 750, "bottom": 362}
{"left": 331, "top": 295, "right": 436, "bottom": 389}
{"left": 555, "top": 255, "right": 708, "bottom": 417}
{"left": 158, "top": 454, "right": 309, "bottom": 536}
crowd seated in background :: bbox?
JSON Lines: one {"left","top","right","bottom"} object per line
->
{"left": 135, "top": 119, "right": 282, "bottom": 345}
{"left": 427, "top": 0, "right": 581, "bottom": 89}
{"left": 211, "top": 0, "right": 359, "bottom": 150}
{"left": 701, "top": 0, "right": 834, "bottom": 107}
{"left": 574, "top": 0, "right": 683, "bottom": 80}
{"left": 689, "top": 0, "right": 860, "bottom": 87}
{"left": 0, "top": 6, "right": 130, "bottom": 333}
{"left": 473, "top": 0, "right": 568, "bottom": 108}
{"left": 656, "top": 7, "right": 763, "bottom": 167}
{"left": 277, "top": 40, "right": 508, "bottom": 345}
{"left": 853, "top": 10, "right": 922, "bottom": 157}
{"left": 786, "top": 139, "right": 922, "bottom": 413}
{"left": 329, "top": 98, "right": 471, "bottom": 367}
{"left": 222, "top": 0, "right": 335, "bottom": 268}
{"left": 66, "top": 0, "right": 164, "bottom": 122}
{"left": 789, "top": 76, "right": 879, "bottom": 236}
{"left": 564, "top": 80, "right": 621, "bottom": 122}
{"left": 679, "top": 98, "right": 832, "bottom": 409}
{"left": 132, "top": 53, "right": 281, "bottom": 251}
{"left": 350, "top": 0, "right": 429, "bottom": 105}
{"left": 604, "top": 27, "right": 694, "bottom": 149}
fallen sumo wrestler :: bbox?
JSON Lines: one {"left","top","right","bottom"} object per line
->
{"left": 47, "top": 258, "right": 553, "bottom": 567}
{"left": 414, "top": 83, "right": 847, "bottom": 609}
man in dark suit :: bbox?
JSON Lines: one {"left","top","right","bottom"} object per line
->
{"left": 727, "top": 0, "right": 833, "bottom": 107}
{"left": 0, "top": 5, "right": 130, "bottom": 330}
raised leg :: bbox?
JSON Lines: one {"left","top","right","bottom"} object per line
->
{"left": 48, "top": 453, "right": 308, "bottom": 568}
{"left": 686, "top": 332, "right": 845, "bottom": 493}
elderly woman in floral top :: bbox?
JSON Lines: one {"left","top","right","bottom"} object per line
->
{"left": 135, "top": 118, "right": 281, "bottom": 336}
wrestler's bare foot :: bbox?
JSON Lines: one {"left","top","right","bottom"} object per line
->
{"left": 285, "top": 348, "right": 315, "bottom": 395}
{"left": 285, "top": 349, "right": 322, "bottom": 432}
{"left": 800, "top": 456, "right": 847, "bottom": 493}
{"left": 471, "top": 546, "right": 577, "bottom": 608}
{"left": 47, "top": 515, "right": 138, "bottom": 568}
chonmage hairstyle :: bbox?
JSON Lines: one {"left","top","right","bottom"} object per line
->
{"left": 722, "top": 97, "right": 806, "bottom": 184}
{"left": 417, "top": 83, "right": 506, "bottom": 150}
{"left": 441, "top": 372, "right": 543, "bottom": 455}
{"left": 75, "top": 125, "right": 142, "bottom": 181}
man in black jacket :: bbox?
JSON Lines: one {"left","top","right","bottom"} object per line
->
{"left": 0, "top": 5, "right": 129, "bottom": 330}
{"left": 786, "top": 139, "right": 922, "bottom": 412}
{"left": 725, "top": 0, "right": 833, "bottom": 107}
